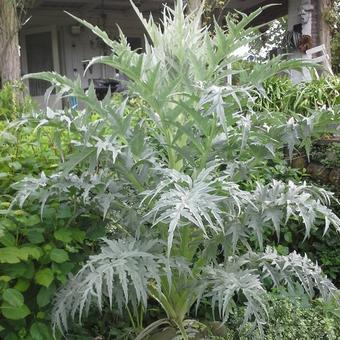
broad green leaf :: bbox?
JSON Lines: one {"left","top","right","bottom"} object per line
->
{"left": 57, "top": 207, "right": 73, "bottom": 219}
{"left": 71, "top": 229, "right": 86, "bottom": 243}
{"left": 0, "top": 247, "right": 23, "bottom": 264}
{"left": 37, "top": 311, "right": 45, "bottom": 319}
{"left": 35, "top": 269, "right": 54, "bottom": 287}
{"left": 29, "top": 322, "right": 51, "bottom": 340}
{"left": 27, "top": 229, "right": 45, "bottom": 244}
{"left": 56, "top": 262, "right": 75, "bottom": 274}
{"left": 0, "top": 219, "right": 17, "bottom": 231}
{"left": 2, "top": 289, "right": 24, "bottom": 307}
{"left": 0, "top": 276, "right": 11, "bottom": 282}
{"left": 54, "top": 228, "right": 73, "bottom": 243}
{"left": 0, "top": 232, "right": 16, "bottom": 247}
{"left": 25, "top": 215, "right": 41, "bottom": 227}
{"left": 2, "top": 262, "right": 35, "bottom": 279}
{"left": 37, "top": 284, "right": 56, "bottom": 308}
{"left": 284, "top": 231, "right": 293, "bottom": 243}
{"left": 14, "top": 278, "right": 30, "bottom": 292}
{"left": 50, "top": 249, "right": 69, "bottom": 263}
{"left": 277, "top": 245, "right": 289, "bottom": 256}
{"left": 20, "top": 246, "right": 42, "bottom": 260}
{"left": 1, "top": 302, "right": 30, "bottom": 320}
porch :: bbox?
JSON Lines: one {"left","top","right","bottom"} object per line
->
{"left": 20, "top": 0, "right": 330, "bottom": 103}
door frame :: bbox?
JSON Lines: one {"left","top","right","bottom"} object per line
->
{"left": 21, "top": 25, "right": 60, "bottom": 97}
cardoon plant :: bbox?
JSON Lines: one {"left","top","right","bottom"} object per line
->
{"left": 13, "top": 1, "right": 339, "bottom": 338}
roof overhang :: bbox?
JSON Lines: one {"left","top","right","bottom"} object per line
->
{"left": 26, "top": 0, "right": 172, "bottom": 12}
{"left": 26, "top": 0, "right": 288, "bottom": 23}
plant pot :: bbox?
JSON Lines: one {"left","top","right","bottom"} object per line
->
{"left": 291, "top": 155, "right": 307, "bottom": 169}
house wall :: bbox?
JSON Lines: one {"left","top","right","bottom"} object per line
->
{"left": 20, "top": 8, "right": 156, "bottom": 90}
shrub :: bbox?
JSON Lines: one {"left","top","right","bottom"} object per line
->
{"left": 0, "top": 105, "right": 106, "bottom": 339}
{"left": 220, "top": 294, "right": 340, "bottom": 340}
{"left": 255, "top": 76, "right": 340, "bottom": 115}
{"left": 0, "top": 82, "right": 35, "bottom": 120}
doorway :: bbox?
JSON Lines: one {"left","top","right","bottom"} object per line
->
{"left": 21, "top": 26, "right": 60, "bottom": 107}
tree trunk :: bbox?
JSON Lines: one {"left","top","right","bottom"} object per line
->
{"left": 0, "top": 0, "right": 21, "bottom": 85}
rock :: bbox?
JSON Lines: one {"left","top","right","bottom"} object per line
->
{"left": 329, "top": 168, "right": 340, "bottom": 185}
{"left": 307, "top": 162, "right": 330, "bottom": 183}
{"left": 208, "top": 321, "right": 229, "bottom": 337}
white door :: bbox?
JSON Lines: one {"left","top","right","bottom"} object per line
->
{"left": 21, "top": 26, "right": 61, "bottom": 108}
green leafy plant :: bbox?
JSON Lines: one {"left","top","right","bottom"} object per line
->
{"left": 0, "top": 105, "right": 107, "bottom": 338}
{"left": 218, "top": 293, "right": 340, "bottom": 340}
{"left": 255, "top": 76, "right": 340, "bottom": 115}
{"left": 9, "top": 1, "right": 340, "bottom": 339}
{"left": 0, "top": 82, "right": 35, "bottom": 120}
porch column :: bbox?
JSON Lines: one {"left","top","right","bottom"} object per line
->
{"left": 313, "top": 0, "right": 332, "bottom": 59}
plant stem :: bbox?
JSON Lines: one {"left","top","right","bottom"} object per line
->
{"left": 126, "top": 305, "right": 137, "bottom": 330}
{"left": 199, "top": 121, "right": 216, "bottom": 172}
{"left": 175, "top": 320, "right": 189, "bottom": 340}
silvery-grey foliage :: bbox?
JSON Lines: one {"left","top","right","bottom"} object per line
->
{"left": 143, "top": 169, "right": 340, "bottom": 253}
{"left": 52, "top": 238, "right": 176, "bottom": 335}
{"left": 10, "top": 0, "right": 339, "bottom": 338}
{"left": 143, "top": 165, "right": 225, "bottom": 254}
{"left": 257, "top": 247, "right": 337, "bottom": 300}
{"left": 198, "top": 247, "right": 337, "bottom": 337}
{"left": 199, "top": 265, "right": 268, "bottom": 335}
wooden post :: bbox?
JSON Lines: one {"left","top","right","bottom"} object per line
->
{"left": 0, "top": 0, "right": 21, "bottom": 85}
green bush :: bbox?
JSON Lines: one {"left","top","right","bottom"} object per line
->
{"left": 255, "top": 76, "right": 340, "bottom": 115}
{"left": 263, "top": 298, "right": 339, "bottom": 340}
{"left": 0, "top": 82, "right": 35, "bottom": 120}
{"left": 0, "top": 90, "right": 152, "bottom": 338}
{"left": 221, "top": 294, "right": 340, "bottom": 340}
{"left": 0, "top": 112, "right": 106, "bottom": 339}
